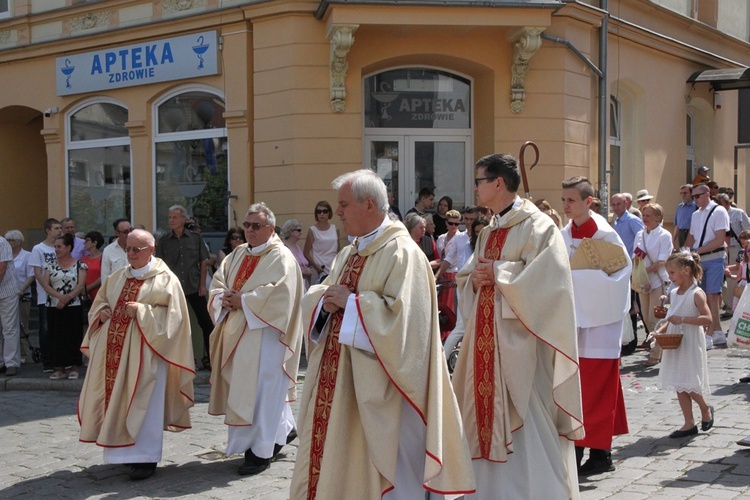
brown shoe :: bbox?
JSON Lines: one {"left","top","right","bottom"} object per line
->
{"left": 5, "top": 366, "right": 17, "bottom": 376}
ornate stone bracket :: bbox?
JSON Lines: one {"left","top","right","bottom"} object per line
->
{"left": 327, "top": 24, "right": 358, "bottom": 113}
{"left": 509, "top": 27, "right": 544, "bottom": 114}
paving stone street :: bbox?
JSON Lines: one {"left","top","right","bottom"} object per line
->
{"left": 1, "top": 324, "right": 750, "bottom": 499}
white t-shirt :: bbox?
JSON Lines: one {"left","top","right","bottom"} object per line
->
{"left": 689, "top": 201, "right": 730, "bottom": 261}
{"left": 29, "top": 241, "right": 57, "bottom": 305}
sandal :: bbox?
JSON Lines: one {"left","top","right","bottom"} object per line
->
{"left": 644, "top": 359, "right": 660, "bottom": 367}
{"left": 68, "top": 371, "right": 79, "bottom": 380}
{"left": 49, "top": 371, "right": 67, "bottom": 380}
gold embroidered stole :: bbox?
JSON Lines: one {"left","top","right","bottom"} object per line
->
{"left": 232, "top": 254, "right": 261, "bottom": 290}
{"left": 307, "top": 253, "right": 368, "bottom": 500}
{"left": 474, "top": 228, "right": 509, "bottom": 459}
{"left": 104, "top": 278, "right": 145, "bottom": 410}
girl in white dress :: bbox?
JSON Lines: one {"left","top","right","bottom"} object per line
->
{"left": 657, "top": 251, "right": 715, "bottom": 438}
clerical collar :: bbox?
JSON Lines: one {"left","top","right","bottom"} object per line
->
{"left": 131, "top": 256, "right": 155, "bottom": 277}
{"left": 354, "top": 215, "right": 391, "bottom": 252}
{"left": 570, "top": 216, "right": 598, "bottom": 239}
{"left": 247, "top": 240, "right": 270, "bottom": 256}
{"left": 491, "top": 196, "right": 521, "bottom": 228}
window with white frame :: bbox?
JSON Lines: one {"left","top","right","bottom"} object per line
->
{"left": 154, "top": 89, "right": 228, "bottom": 233}
{"left": 0, "top": 0, "right": 10, "bottom": 19}
{"left": 67, "top": 101, "right": 131, "bottom": 235}
{"left": 609, "top": 95, "right": 622, "bottom": 195}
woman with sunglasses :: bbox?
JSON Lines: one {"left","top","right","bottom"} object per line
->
{"left": 303, "top": 201, "right": 339, "bottom": 283}
{"left": 282, "top": 219, "right": 313, "bottom": 289}
{"left": 217, "top": 226, "right": 245, "bottom": 267}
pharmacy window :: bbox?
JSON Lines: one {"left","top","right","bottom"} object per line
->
{"left": 154, "top": 88, "right": 228, "bottom": 233}
{"left": 66, "top": 100, "right": 131, "bottom": 236}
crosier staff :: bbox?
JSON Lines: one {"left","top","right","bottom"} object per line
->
{"left": 519, "top": 140, "right": 539, "bottom": 200}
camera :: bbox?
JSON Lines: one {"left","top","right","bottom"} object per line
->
{"left": 44, "top": 107, "right": 59, "bottom": 117}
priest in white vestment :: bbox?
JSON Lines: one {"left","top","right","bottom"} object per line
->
{"left": 78, "top": 229, "right": 195, "bottom": 481}
{"left": 208, "top": 202, "right": 304, "bottom": 476}
{"left": 561, "top": 176, "right": 631, "bottom": 476}
{"left": 453, "top": 154, "right": 583, "bottom": 500}
{"left": 290, "top": 169, "right": 475, "bottom": 499}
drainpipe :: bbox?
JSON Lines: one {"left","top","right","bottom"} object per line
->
{"left": 598, "top": 0, "right": 609, "bottom": 215}
{"left": 541, "top": 3, "right": 608, "bottom": 215}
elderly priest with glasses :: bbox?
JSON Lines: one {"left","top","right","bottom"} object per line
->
{"left": 78, "top": 229, "right": 196, "bottom": 481}
{"left": 207, "top": 202, "right": 304, "bottom": 477}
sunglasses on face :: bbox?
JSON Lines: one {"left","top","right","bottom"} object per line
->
{"left": 316, "top": 209, "right": 330, "bottom": 215}
{"left": 691, "top": 192, "right": 708, "bottom": 200}
{"left": 230, "top": 234, "right": 243, "bottom": 240}
{"left": 292, "top": 228, "right": 302, "bottom": 232}
{"left": 125, "top": 245, "right": 149, "bottom": 254}
{"left": 446, "top": 221, "right": 460, "bottom": 227}
{"left": 243, "top": 222, "right": 271, "bottom": 231}
{"left": 118, "top": 227, "right": 133, "bottom": 234}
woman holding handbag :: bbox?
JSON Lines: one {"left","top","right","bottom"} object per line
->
{"left": 632, "top": 203, "right": 673, "bottom": 366}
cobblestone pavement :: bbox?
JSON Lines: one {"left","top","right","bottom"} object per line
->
{"left": 2, "top": 329, "right": 750, "bottom": 498}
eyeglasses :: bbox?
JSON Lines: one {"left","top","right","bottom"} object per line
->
{"left": 316, "top": 209, "right": 330, "bottom": 215}
{"left": 474, "top": 177, "right": 497, "bottom": 187}
{"left": 446, "top": 221, "right": 460, "bottom": 227}
{"left": 691, "top": 192, "right": 708, "bottom": 200}
{"left": 292, "top": 228, "right": 302, "bottom": 232}
{"left": 125, "top": 245, "right": 150, "bottom": 253}
{"left": 243, "top": 222, "right": 271, "bottom": 231}
{"left": 230, "top": 234, "right": 243, "bottom": 240}
{"left": 118, "top": 227, "right": 133, "bottom": 234}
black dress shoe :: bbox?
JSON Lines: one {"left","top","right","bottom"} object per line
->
{"left": 669, "top": 426, "right": 698, "bottom": 438}
{"left": 578, "top": 449, "right": 614, "bottom": 476}
{"left": 239, "top": 448, "right": 271, "bottom": 476}
{"left": 129, "top": 462, "right": 156, "bottom": 480}
{"left": 701, "top": 406, "right": 715, "bottom": 432}
{"left": 739, "top": 375, "right": 750, "bottom": 383}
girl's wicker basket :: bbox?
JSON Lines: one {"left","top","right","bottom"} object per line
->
{"left": 654, "top": 297, "right": 668, "bottom": 319}
{"left": 654, "top": 333, "right": 683, "bottom": 350}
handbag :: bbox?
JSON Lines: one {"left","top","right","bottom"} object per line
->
{"left": 631, "top": 257, "right": 651, "bottom": 293}
{"left": 728, "top": 285, "right": 750, "bottom": 349}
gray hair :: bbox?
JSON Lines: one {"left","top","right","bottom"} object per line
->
{"left": 331, "top": 169, "right": 389, "bottom": 214}
{"left": 423, "top": 214, "right": 434, "bottom": 224}
{"left": 168, "top": 205, "right": 188, "bottom": 217}
{"left": 129, "top": 229, "right": 155, "bottom": 247}
{"left": 622, "top": 193, "right": 633, "bottom": 203}
{"left": 403, "top": 213, "right": 425, "bottom": 233}
{"left": 4, "top": 229, "right": 23, "bottom": 243}
{"left": 247, "top": 202, "right": 276, "bottom": 227}
{"left": 281, "top": 219, "right": 302, "bottom": 239}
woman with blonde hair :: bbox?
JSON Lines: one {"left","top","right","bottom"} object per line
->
{"left": 303, "top": 200, "right": 339, "bottom": 283}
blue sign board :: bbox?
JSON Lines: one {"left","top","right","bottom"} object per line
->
{"left": 56, "top": 31, "right": 218, "bottom": 96}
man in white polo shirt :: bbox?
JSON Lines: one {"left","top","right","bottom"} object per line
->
{"left": 684, "top": 183, "right": 730, "bottom": 348}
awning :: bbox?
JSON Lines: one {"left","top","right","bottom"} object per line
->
{"left": 687, "top": 68, "right": 750, "bottom": 91}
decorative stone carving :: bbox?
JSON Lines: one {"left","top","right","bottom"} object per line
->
{"left": 327, "top": 24, "right": 358, "bottom": 113}
{"left": 69, "top": 12, "right": 110, "bottom": 32}
{"left": 509, "top": 27, "right": 544, "bottom": 113}
{"left": 0, "top": 30, "right": 10, "bottom": 44}
{"left": 163, "top": 0, "right": 207, "bottom": 15}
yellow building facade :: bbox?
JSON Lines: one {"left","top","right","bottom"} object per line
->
{"left": 1, "top": 0, "right": 749, "bottom": 243}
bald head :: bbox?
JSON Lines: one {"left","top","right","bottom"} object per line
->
{"left": 611, "top": 193, "right": 627, "bottom": 217}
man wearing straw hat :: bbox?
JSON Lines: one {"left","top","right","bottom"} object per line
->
{"left": 452, "top": 154, "right": 583, "bottom": 498}
{"left": 562, "top": 176, "right": 631, "bottom": 476}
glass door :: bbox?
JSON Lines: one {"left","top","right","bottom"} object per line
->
{"left": 365, "top": 135, "right": 471, "bottom": 213}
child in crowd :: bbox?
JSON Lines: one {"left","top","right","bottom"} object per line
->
{"left": 725, "top": 229, "right": 750, "bottom": 311}
{"left": 656, "top": 251, "right": 714, "bottom": 438}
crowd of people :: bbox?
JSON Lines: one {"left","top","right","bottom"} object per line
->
{"left": 1, "top": 160, "right": 749, "bottom": 497}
